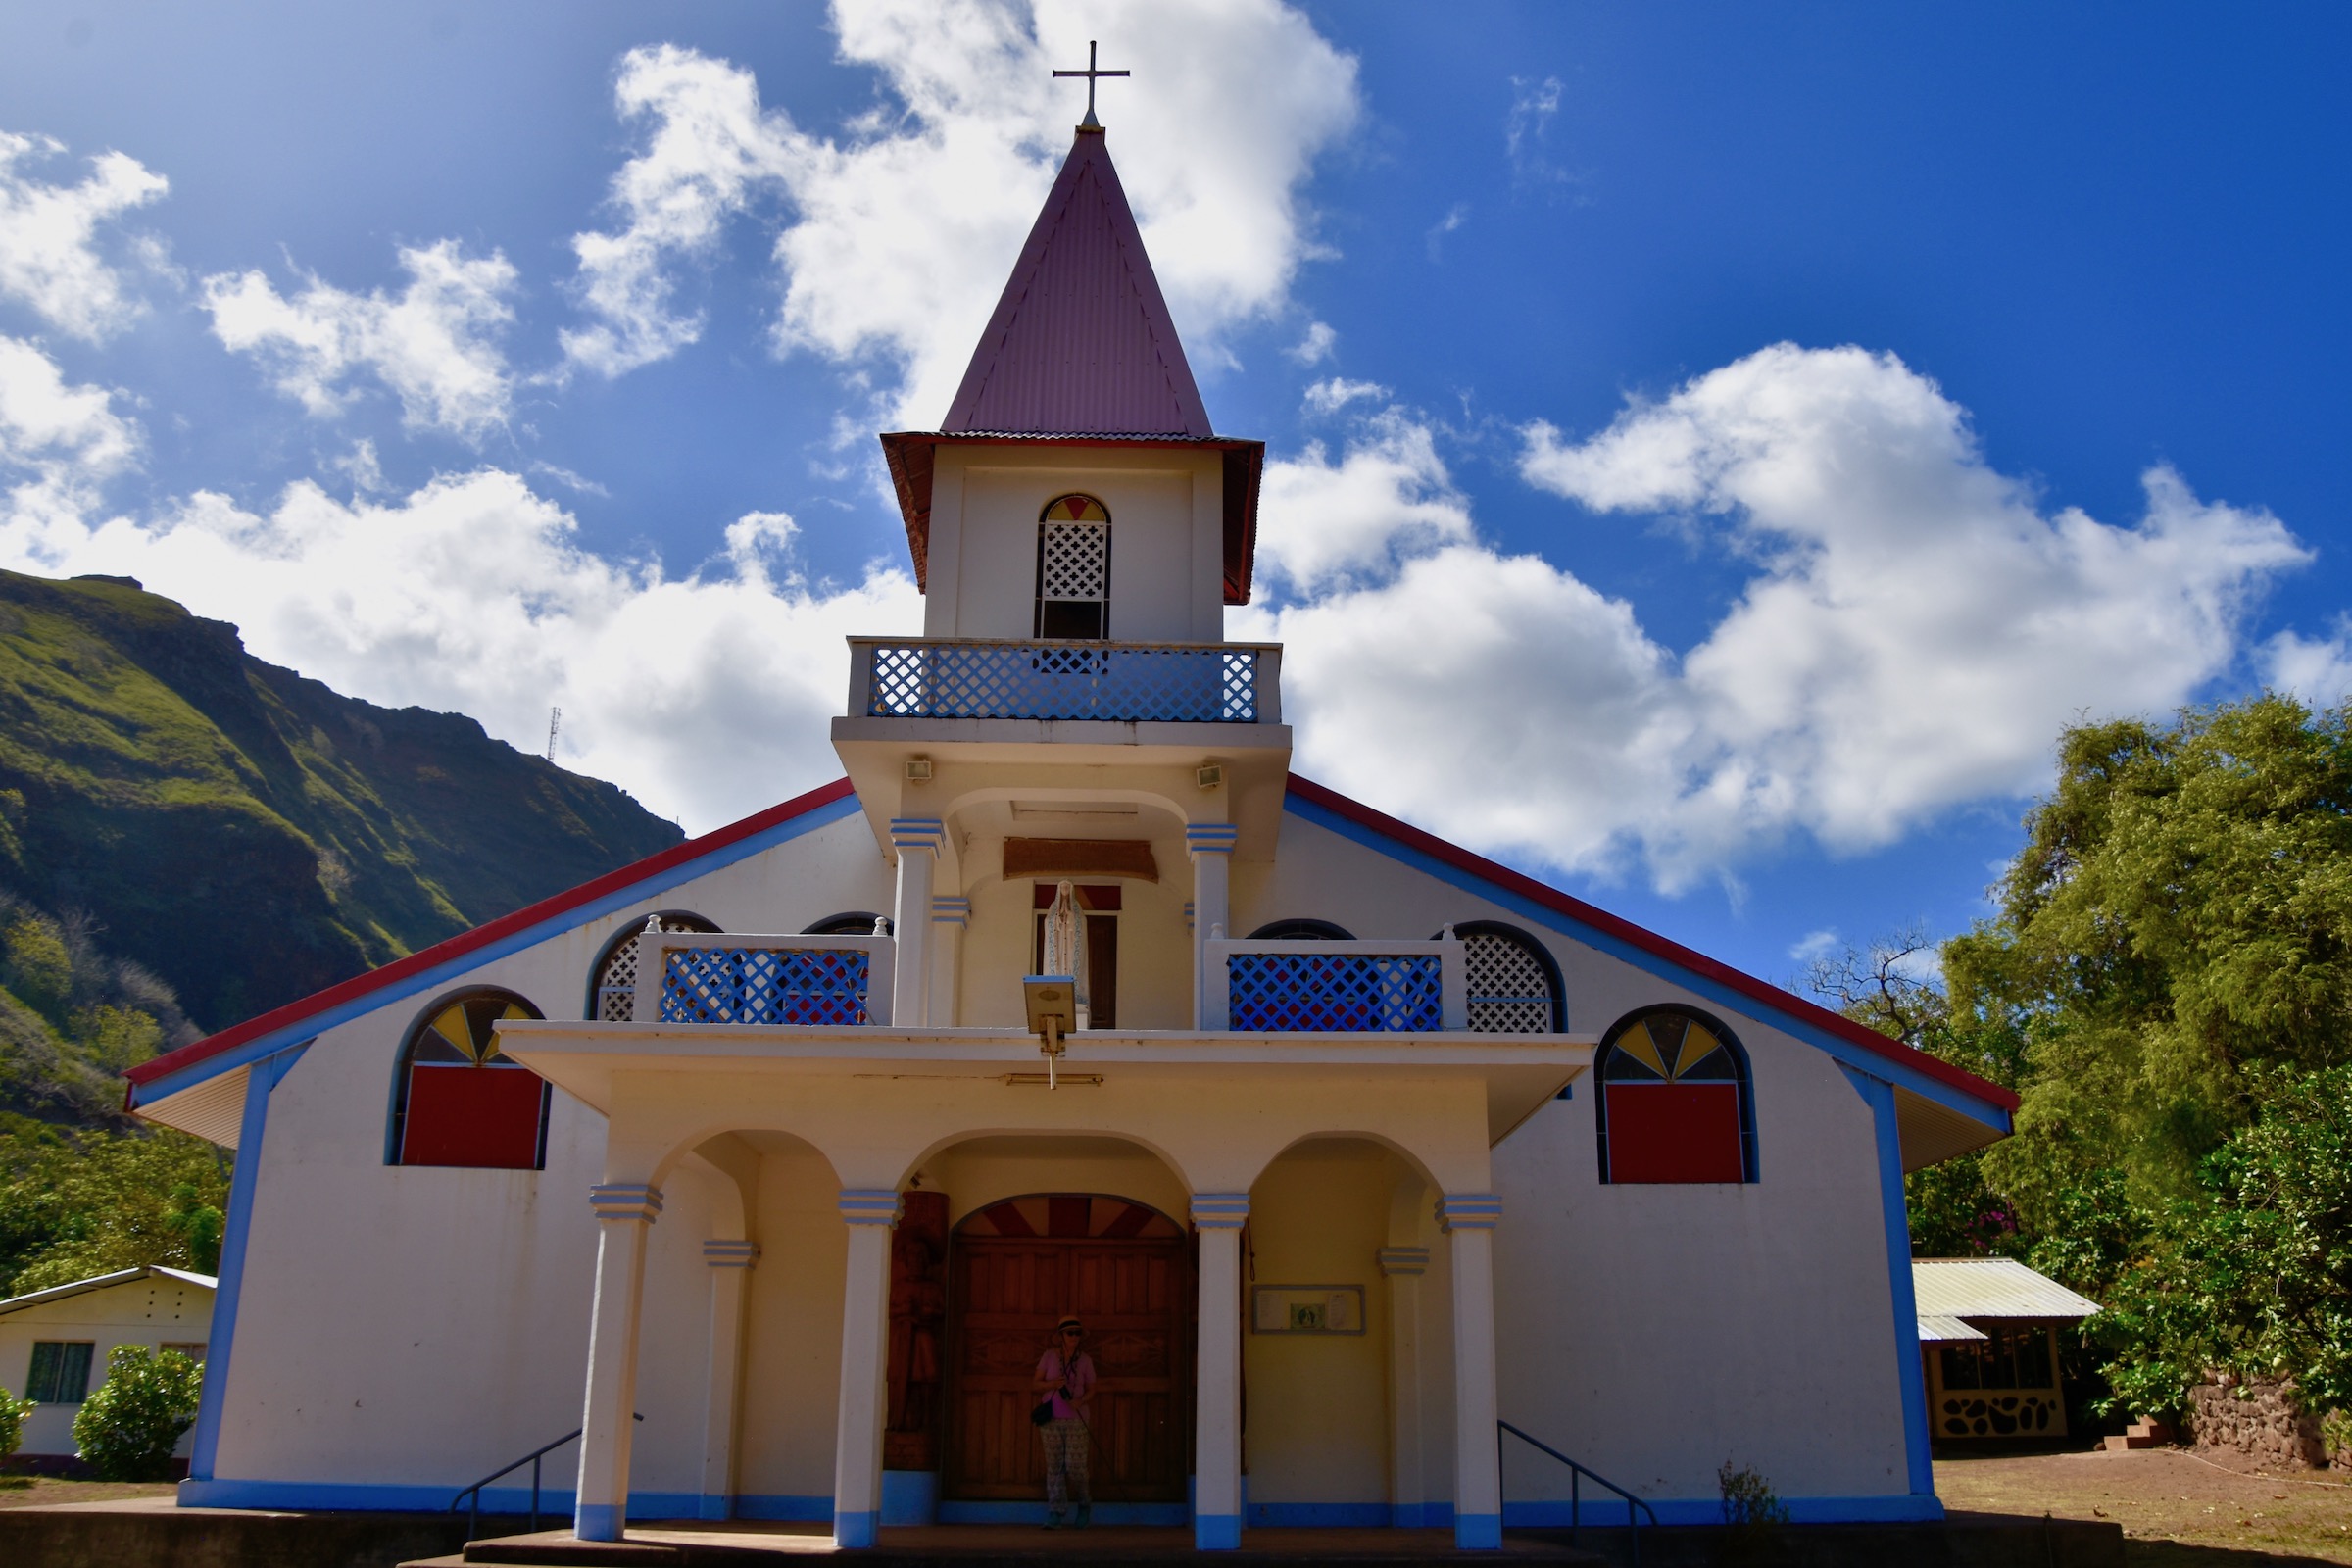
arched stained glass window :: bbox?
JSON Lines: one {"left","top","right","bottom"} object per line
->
{"left": 1596, "top": 1006, "right": 1755, "bottom": 1184}
{"left": 1036, "top": 494, "right": 1110, "bottom": 640}
{"left": 587, "top": 911, "right": 721, "bottom": 1021}
{"left": 392, "top": 988, "right": 549, "bottom": 1169}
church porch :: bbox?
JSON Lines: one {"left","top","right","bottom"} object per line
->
{"left": 497, "top": 1021, "right": 1586, "bottom": 1554}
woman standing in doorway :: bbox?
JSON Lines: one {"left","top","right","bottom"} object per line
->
{"left": 1033, "top": 1314, "right": 1096, "bottom": 1529}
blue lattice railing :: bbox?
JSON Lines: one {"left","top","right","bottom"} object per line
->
{"left": 660, "top": 947, "right": 874, "bottom": 1027}
{"left": 1225, "top": 951, "right": 1446, "bottom": 1032}
{"left": 862, "top": 640, "right": 1262, "bottom": 723}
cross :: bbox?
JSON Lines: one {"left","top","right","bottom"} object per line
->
{"left": 1053, "top": 40, "right": 1129, "bottom": 129}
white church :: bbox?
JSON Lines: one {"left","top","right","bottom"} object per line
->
{"left": 122, "top": 105, "right": 2017, "bottom": 1552}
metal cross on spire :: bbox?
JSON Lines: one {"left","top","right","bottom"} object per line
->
{"left": 1052, "top": 39, "right": 1129, "bottom": 129}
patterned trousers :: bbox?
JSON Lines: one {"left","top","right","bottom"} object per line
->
{"left": 1041, "top": 1417, "right": 1090, "bottom": 1508}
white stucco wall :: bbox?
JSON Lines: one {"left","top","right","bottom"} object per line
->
{"left": 0, "top": 1274, "right": 212, "bottom": 1459}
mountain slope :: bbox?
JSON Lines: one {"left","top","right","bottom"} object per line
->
{"left": 0, "top": 570, "right": 684, "bottom": 1032}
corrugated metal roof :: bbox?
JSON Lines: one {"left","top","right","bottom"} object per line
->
{"left": 1913, "top": 1257, "right": 2100, "bottom": 1320}
{"left": 1917, "top": 1313, "right": 1988, "bottom": 1343}
{"left": 943, "top": 127, "right": 1212, "bottom": 438}
{"left": 0, "top": 1263, "right": 217, "bottom": 1317}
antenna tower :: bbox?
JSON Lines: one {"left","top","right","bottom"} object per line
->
{"left": 546, "top": 706, "right": 562, "bottom": 760}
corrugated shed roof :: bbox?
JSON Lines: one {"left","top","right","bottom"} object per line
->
{"left": 1913, "top": 1257, "right": 2101, "bottom": 1320}
{"left": 943, "top": 127, "right": 1211, "bottom": 437}
{"left": 1917, "top": 1313, "right": 1988, "bottom": 1343}
{"left": 0, "top": 1263, "right": 217, "bottom": 1316}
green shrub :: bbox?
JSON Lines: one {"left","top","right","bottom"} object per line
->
{"left": 72, "top": 1346, "right": 202, "bottom": 1480}
{"left": 1719, "top": 1461, "right": 1789, "bottom": 1530}
{"left": 0, "top": 1384, "right": 30, "bottom": 1458}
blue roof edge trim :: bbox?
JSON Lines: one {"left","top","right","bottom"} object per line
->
{"left": 1283, "top": 792, "right": 2012, "bottom": 1134}
{"left": 131, "top": 791, "right": 866, "bottom": 1109}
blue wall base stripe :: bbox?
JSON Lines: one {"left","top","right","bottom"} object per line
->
{"left": 1195, "top": 1512, "right": 1243, "bottom": 1549}
{"left": 834, "top": 1509, "right": 880, "bottom": 1548}
{"left": 575, "top": 1502, "right": 623, "bottom": 1542}
{"left": 1390, "top": 1501, "right": 1451, "bottom": 1529}
{"left": 1455, "top": 1512, "right": 1502, "bottom": 1549}
{"left": 1248, "top": 1502, "right": 1390, "bottom": 1527}
{"left": 732, "top": 1494, "right": 833, "bottom": 1522}
{"left": 1498, "top": 1494, "right": 1944, "bottom": 1527}
{"left": 177, "top": 1479, "right": 708, "bottom": 1519}
{"left": 937, "top": 1500, "right": 1189, "bottom": 1527}
{"left": 697, "top": 1494, "right": 730, "bottom": 1522}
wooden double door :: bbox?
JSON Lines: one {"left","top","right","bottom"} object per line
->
{"left": 944, "top": 1220, "right": 1193, "bottom": 1501}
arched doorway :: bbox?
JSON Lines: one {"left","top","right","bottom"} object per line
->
{"left": 944, "top": 1194, "right": 1194, "bottom": 1505}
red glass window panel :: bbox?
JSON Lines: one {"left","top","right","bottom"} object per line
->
{"left": 401, "top": 1063, "right": 545, "bottom": 1168}
{"left": 1605, "top": 1081, "right": 1743, "bottom": 1183}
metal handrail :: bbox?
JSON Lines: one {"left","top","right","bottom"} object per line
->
{"left": 450, "top": 1412, "right": 640, "bottom": 1541}
{"left": 1498, "top": 1420, "right": 1659, "bottom": 1564}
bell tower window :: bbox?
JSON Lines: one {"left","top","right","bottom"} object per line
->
{"left": 1035, "top": 494, "right": 1110, "bottom": 639}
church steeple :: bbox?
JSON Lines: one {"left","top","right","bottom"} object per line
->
{"left": 941, "top": 127, "right": 1212, "bottom": 438}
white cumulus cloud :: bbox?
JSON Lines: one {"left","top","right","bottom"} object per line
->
{"left": 2265, "top": 623, "right": 2352, "bottom": 709}
{"left": 202, "top": 240, "right": 518, "bottom": 440}
{"left": 0, "top": 132, "right": 169, "bottom": 340}
{"left": 0, "top": 335, "right": 140, "bottom": 539}
{"left": 1243, "top": 345, "right": 2308, "bottom": 888}
{"left": 562, "top": 1, "right": 1360, "bottom": 423}
{"left": 0, "top": 466, "right": 919, "bottom": 834}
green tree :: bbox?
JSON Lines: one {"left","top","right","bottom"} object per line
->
{"left": 0, "top": 1382, "right": 30, "bottom": 1459}
{"left": 0, "top": 1126, "right": 230, "bottom": 1293}
{"left": 1949, "top": 696, "right": 2352, "bottom": 1217}
{"left": 160, "top": 1182, "right": 224, "bottom": 1276}
{"left": 72, "top": 1345, "right": 202, "bottom": 1481}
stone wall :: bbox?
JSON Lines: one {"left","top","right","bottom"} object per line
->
{"left": 2185, "top": 1376, "right": 2349, "bottom": 1469}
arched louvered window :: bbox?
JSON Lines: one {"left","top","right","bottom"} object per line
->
{"left": 587, "top": 912, "right": 721, "bottom": 1020}
{"left": 805, "top": 911, "right": 888, "bottom": 936}
{"left": 1036, "top": 494, "right": 1110, "bottom": 639}
{"left": 390, "top": 988, "right": 549, "bottom": 1169}
{"left": 1594, "top": 1006, "right": 1756, "bottom": 1184}
{"left": 1441, "top": 921, "right": 1566, "bottom": 1034}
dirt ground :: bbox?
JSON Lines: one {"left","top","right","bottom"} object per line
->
{"left": 1937, "top": 1446, "right": 2352, "bottom": 1565}
{"left": 0, "top": 1474, "right": 179, "bottom": 1508}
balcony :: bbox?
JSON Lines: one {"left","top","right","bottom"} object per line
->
{"left": 849, "top": 638, "right": 1280, "bottom": 725}
{"left": 1205, "top": 939, "right": 1469, "bottom": 1033}
{"left": 627, "top": 932, "right": 896, "bottom": 1026}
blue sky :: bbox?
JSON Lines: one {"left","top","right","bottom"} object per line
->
{"left": 0, "top": 2, "right": 2345, "bottom": 990}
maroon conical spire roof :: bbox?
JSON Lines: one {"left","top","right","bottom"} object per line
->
{"left": 942, "top": 127, "right": 1212, "bottom": 437}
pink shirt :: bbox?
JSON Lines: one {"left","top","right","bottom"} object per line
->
{"left": 1037, "top": 1348, "right": 1096, "bottom": 1420}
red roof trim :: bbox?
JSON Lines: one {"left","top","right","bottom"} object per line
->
{"left": 124, "top": 777, "right": 859, "bottom": 1091}
{"left": 1283, "top": 773, "right": 2021, "bottom": 1113}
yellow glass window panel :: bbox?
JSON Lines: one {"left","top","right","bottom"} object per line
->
{"left": 431, "top": 1004, "right": 484, "bottom": 1063}
{"left": 1042, "top": 493, "right": 1108, "bottom": 523}
{"left": 1615, "top": 1022, "right": 1669, "bottom": 1078}
{"left": 1671, "top": 1021, "right": 1722, "bottom": 1080}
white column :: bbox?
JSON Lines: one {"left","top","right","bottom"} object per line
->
{"left": 1191, "top": 1192, "right": 1250, "bottom": 1549}
{"left": 1440, "top": 1194, "right": 1503, "bottom": 1549}
{"left": 1378, "top": 1246, "right": 1432, "bottom": 1528}
{"left": 698, "top": 1239, "right": 757, "bottom": 1520}
{"left": 575, "top": 1183, "right": 662, "bottom": 1543}
{"left": 1186, "top": 824, "right": 1237, "bottom": 1029}
{"left": 889, "top": 819, "right": 944, "bottom": 1027}
{"left": 931, "top": 895, "right": 969, "bottom": 1028}
{"left": 833, "top": 1189, "right": 902, "bottom": 1548}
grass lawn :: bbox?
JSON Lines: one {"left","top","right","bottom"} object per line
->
{"left": 0, "top": 1475, "right": 179, "bottom": 1509}
{"left": 1937, "top": 1446, "right": 2352, "bottom": 1565}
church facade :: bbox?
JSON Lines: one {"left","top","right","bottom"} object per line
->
{"left": 122, "top": 120, "right": 2015, "bottom": 1551}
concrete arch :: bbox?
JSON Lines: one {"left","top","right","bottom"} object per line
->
{"left": 1247, "top": 1127, "right": 1446, "bottom": 1197}
{"left": 898, "top": 1125, "right": 1199, "bottom": 1200}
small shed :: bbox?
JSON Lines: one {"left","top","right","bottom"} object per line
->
{"left": 1914, "top": 1257, "right": 2100, "bottom": 1440}
{"left": 0, "top": 1265, "right": 215, "bottom": 1465}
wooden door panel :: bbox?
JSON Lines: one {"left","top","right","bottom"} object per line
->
{"left": 947, "top": 1233, "right": 1191, "bottom": 1502}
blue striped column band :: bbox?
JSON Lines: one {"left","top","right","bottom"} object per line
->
{"left": 1377, "top": 1246, "right": 1431, "bottom": 1276}
{"left": 703, "top": 1238, "right": 759, "bottom": 1268}
{"left": 1438, "top": 1193, "right": 1502, "bottom": 1231}
{"left": 932, "top": 896, "right": 971, "bottom": 926}
{"left": 838, "top": 1189, "right": 905, "bottom": 1227}
{"left": 1184, "top": 901, "right": 1196, "bottom": 931}
{"left": 1184, "top": 823, "right": 1240, "bottom": 855}
{"left": 889, "top": 817, "right": 947, "bottom": 854}
{"left": 1190, "top": 1192, "right": 1250, "bottom": 1229}
{"left": 589, "top": 1183, "right": 662, "bottom": 1222}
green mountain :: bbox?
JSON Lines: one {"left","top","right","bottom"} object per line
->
{"left": 0, "top": 569, "right": 685, "bottom": 1039}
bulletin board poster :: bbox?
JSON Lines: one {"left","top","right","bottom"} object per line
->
{"left": 1251, "top": 1284, "right": 1366, "bottom": 1335}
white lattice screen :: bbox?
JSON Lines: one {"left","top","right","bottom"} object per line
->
{"left": 1464, "top": 931, "right": 1553, "bottom": 1033}
{"left": 1039, "top": 520, "right": 1108, "bottom": 605}
{"left": 594, "top": 915, "right": 716, "bottom": 1021}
